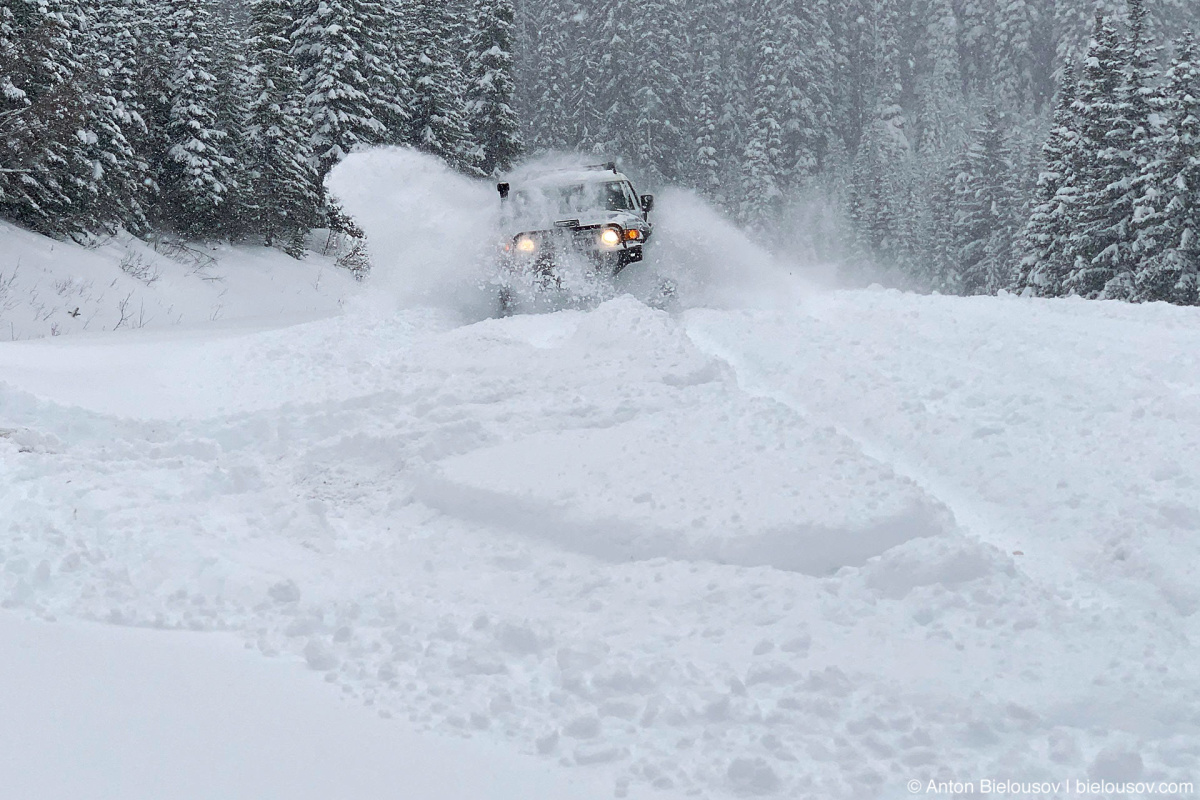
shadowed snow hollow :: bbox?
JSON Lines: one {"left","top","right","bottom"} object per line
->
{"left": 417, "top": 412, "right": 954, "bottom": 574}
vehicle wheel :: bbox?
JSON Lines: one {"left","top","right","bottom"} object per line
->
{"left": 497, "top": 286, "right": 516, "bottom": 317}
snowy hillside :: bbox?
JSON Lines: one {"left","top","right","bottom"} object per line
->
{"left": 3, "top": 153, "right": 1200, "bottom": 799}
{"left": 0, "top": 221, "right": 356, "bottom": 341}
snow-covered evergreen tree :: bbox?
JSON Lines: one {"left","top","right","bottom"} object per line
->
{"left": 779, "top": 3, "right": 827, "bottom": 192}
{"left": 923, "top": 158, "right": 964, "bottom": 292}
{"left": 1054, "top": 0, "right": 1127, "bottom": 67}
{"left": 715, "top": 6, "right": 752, "bottom": 208}
{"left": 1060, "top": 13, "right": 1129, "bottom": 298}
{"left": 211, "top": 9, "right": 257, "bottom": 237}
{"left": 154, "top": 0, "right": 239, "bottom": 238}
{"left": 406, "top": 0, "right": 477, "bottom": 174}
{"left": 951, "top": 107, "right": 1018, "bottom": 294}
{"left": 1019, "top": 64, "right": 1080, "bottom": 296}
{"left": 1096, "top": 0, "right": 1164, "bottom": 299}
{"left": 513, "top": 0, "right": 572, "bottom": 153}
{"left": 372, "top": 0, "right": 411, "bottom": 146}
{"left": 465, "top": 0, "right": 522, "bottom": 176}
{"left": 563, "top": 2, "right": 604, "bottom": 151}
{"left": 685, "top": 1, "right": 727, "bottom": 199}
{"left": 911, "top": 0, "right": 965, "bottom": 155}
{"left": 846, "top": 120, "right": 905, "bottom": 267}
{"left": 291, "top": 0, "right": 387, "bottom": 178}
{"left": 738, "top": 0, "right": 786, "bottom": 226}
{"left": 0, "top": 0, "right": 92, "bottom": 233}
{"left": 90, "top": 0, "right": 160, "bottom": 233}
{"left": 1134, "top": 32, "right": 1200, "bottom": 303}
{"left": 993, "top": 0, "right": 1039, "bottom": 111}
{"left": 245, "top": 0, "right": 321, "bottom": 254}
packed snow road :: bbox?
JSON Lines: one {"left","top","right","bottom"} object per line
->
{"left": 2, "top": 287, "right": 1198, "bottom": 799}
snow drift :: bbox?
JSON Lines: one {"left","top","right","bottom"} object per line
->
{"left": 0, "top": 221, "right": 353, "bottom": 342}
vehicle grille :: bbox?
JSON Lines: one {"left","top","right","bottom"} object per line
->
{"left": 570, "top": 226, "right": 603, "bottom": 250}
{"left": 525, "top": 226, "right": 607, "bottom": 253}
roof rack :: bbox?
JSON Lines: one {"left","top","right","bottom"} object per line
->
{"left": 583, "top": 162, "right": 618, "bottom": 174}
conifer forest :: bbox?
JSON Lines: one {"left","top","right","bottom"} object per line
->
{"left": 2, "top": 0, "right": 1199, "bottom": 303}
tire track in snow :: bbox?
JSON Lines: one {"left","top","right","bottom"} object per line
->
{"left": 683, "top": 316, "right": 1000, "bottom": 549}
{"left": 682, "top": 312, "right": 1141, "bottom": 611}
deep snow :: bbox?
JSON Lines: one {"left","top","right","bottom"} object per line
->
{"left": 0, "top": 220, "right": 355, "bottom": 341}
{"left": 2, "top": 150, "right": 1199, "bottom": 799}
{"left": 0, "top": 613, "right": 671, "bottom": 800}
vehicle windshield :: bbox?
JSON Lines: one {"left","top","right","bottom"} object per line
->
{"left": 513, "top": 181, "right": 635, "bottom": 217}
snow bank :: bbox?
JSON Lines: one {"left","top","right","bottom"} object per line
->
{"left": 0, "top": 221, "right": 354, "bottom": 341}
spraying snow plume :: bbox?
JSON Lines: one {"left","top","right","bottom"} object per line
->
{"left": 326, "top": 147, "right": 500, "bottom": 316}
{"left": 328, "top": 147, "right": 811, "bottom": 316}
{"left": 633, "top": 188, "right": 811, "bottom": 310}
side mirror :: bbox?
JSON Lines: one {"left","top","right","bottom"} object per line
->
{"left": 497, "top": 182, "right": 510, "bottom": 200}
{"left": 640, "top": 194, "right": 654, "bottom": 213}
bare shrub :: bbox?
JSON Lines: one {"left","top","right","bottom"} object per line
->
{"left": 0, "top": 267, "right": 19, "bottom": 312}
{"left": 114, "top": 291, "right": 134, "bottom": 330}
{"left": 336, "top": 239, "right": 371, "bottom": 281}
{"left": 118, "top": 252, "right": 162, "bottom": 286}
{"left": 149, "top": 235, "right": 219, "bottom": 272}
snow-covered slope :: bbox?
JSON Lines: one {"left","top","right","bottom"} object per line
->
{"left": 0, "top": 220, "right": 356, "bottom": 341}
{"left": 3, "top": 283, "right": 1198, "bottom": 798}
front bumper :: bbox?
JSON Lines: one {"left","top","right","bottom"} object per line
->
{"left": 503, "top": 225, "right": 645, "bottom": 278}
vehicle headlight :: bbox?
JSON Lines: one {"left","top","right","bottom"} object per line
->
{"left": 599, "top": 229, "right": 621, "bottom": 247}
{"left": 515, "top": 236, "right": 537, "bottom": 253}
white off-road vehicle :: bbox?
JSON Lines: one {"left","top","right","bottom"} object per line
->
{"left": 494, "top": 163, "right": 655, "bottom": 312}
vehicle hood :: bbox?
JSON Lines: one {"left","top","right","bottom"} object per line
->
{"left": 504, "top": 209, "right": 644, "bottom": 236}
